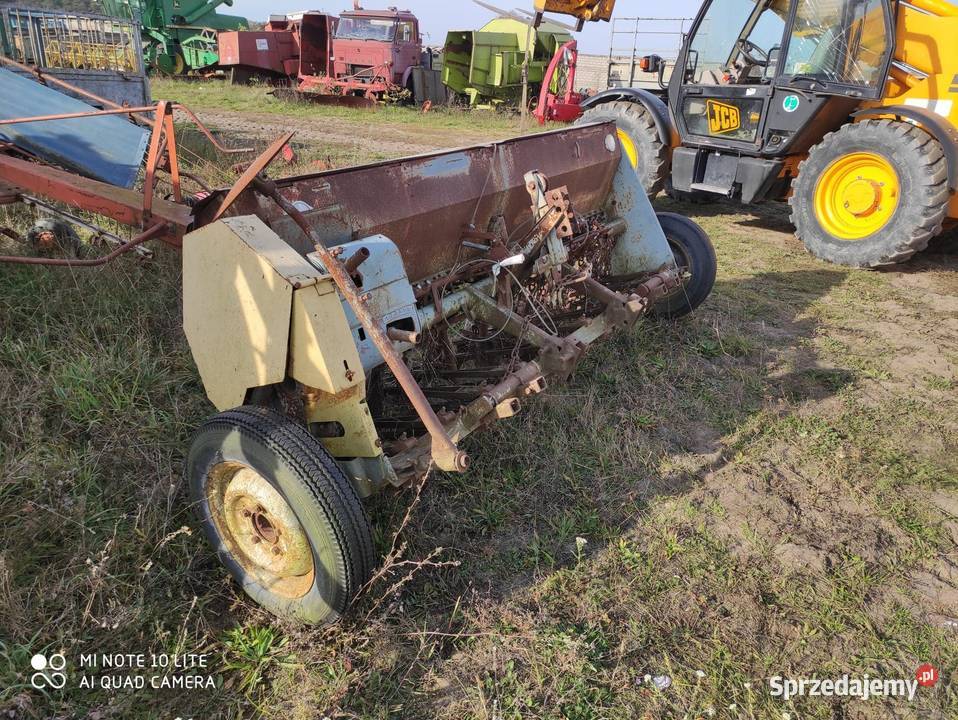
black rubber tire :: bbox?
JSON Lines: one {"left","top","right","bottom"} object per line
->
{"left": 652, "top": 212, "right": 717, "bottom": 319}
{"left": 789, "top": 120, "right": 949, "bottom": 267}
{"left": 187, "top": 405, "right": 374, "bottom": 625}
{"left": 577, "top": 100, "right": 669, "bottom": 197}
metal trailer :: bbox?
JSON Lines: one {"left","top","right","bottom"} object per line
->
{"left": 0, "top": 4, "right": 149, "bottom": 107}
{"left": 0, "top": 74, "right": 718, "bottom": 626}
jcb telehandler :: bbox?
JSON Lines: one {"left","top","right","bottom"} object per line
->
{"left": 578, "top": 0, "right": 958, "bottom": 267}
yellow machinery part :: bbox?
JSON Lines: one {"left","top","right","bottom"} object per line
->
{"left": 616, "top": 128, "right": 638, "bottom": 169}
{"left": 183, "top": 216, "right": 384, "bottom": 462}
{"left": 813, "top": 152, "right": 900, "bottom": 240}
{"left": 868, "top": 0, "right": 958, "bottom": 219}
{"left": 533, "top": 0, "right": 615, "bottom": 22}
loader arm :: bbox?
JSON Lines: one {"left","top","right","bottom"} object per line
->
{"left": 533, "top": 0, "right": 616, "bottom": 23}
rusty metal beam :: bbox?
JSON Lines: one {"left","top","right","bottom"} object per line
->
{"left": 0, "top": 222, "right": 167, "bottom": 266}
{"left": 212, "top": 132, "right": 295, "bottom": 222}
{"left": 252, "top": 176, "right": 470, "bottom": 474}
{"left": 0, "top": 154, "right": 192, "bottom": 243}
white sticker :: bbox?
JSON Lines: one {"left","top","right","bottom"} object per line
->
{"left": 904, "top": 98, "right": 953, "bottom": 118}
{"left": 256, "top": 38, "right": 269, "bottom": 51}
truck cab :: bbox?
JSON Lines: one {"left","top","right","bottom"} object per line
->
{"left": 332, "top": 8, "right": 421, "bottom": 87}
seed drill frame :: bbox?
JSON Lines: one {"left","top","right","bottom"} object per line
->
{"left": 181, "top": 122, "right": 684, "bottom": 491}
{"left": 0, "top": 101, "right": 683, "bottom": 490}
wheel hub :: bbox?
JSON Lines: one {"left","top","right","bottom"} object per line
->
{"left": 842, "top": 177, "right": 884, "bottom": 218}
{"left": 207, "top": 463, "right": 315, "bottom": 598}
{"left": 814, "top": 151, "right": 899, "bottom": 240}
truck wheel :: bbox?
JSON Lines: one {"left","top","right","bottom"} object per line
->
{"left": 651, "top": 212, "right": 717, "bottom": 319}
{"left": 789, "top": 120, "right": 949, "bottom": 267}
{"left": 187, "top": 406, "right": 374, "bottom": 625}
{"left": 578, "top": 100, "right": 668, "bottom": 196}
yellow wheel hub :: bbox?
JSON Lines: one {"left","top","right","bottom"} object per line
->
{"left": 617, "top": 128, "right": 638, "bottom": 169}
{"left": 814, "top": 152, "right": 899, "bottom": 240}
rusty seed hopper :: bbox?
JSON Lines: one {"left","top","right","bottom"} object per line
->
{"left": 181, "top": 121, "right": 717, "bottom": 624}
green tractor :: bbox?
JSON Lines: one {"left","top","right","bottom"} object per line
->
{"left": 101, "top": 0, "right": 247, "bottom": 74}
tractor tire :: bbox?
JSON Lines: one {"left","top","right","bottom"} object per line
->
{"left": 652, "top": 212, "right": 717, "bottom": 319}
{"left": 789, "top": 120, "right": 949, "bottom": 267}
{"left": 578, "top": 100, "right": 668, "bottom": 197}
{"left": 187, "top": 406, "right": 375, "bottom": 625}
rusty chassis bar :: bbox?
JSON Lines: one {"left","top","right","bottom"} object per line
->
{"left": 251, "top": 176, "right": 470, "bottom": 474}
{"left": 0, "top": 222, "right": 169, "bottom": 266}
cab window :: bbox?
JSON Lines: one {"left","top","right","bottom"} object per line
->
{"left": 783, "top": 0, "right": 889, "bottom": 87}
{"left": 687, "top": 0, "right": 789, "bottom": 85}
{"left": 396, "top": 20, "right": 415, "bottom": 44}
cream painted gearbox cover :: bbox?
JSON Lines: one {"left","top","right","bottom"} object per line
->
{"left": 182, "top": 215, "right": 361, "bottom": 410}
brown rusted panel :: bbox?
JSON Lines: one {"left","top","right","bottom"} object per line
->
{"left": 196, "top": 122, "right": 620, "bottom": 283}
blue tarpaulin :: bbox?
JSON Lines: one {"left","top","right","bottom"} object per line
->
{"left": 0, "top": 68, "right": 150, "bottom": 188}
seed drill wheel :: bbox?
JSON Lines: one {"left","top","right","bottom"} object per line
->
{"left": 789, "top": 120, "right": 949, "bottom": 267}
{"left": 187, "top": 406, "right": 375, "bottom": 624}
{"left": 652, "top": 212, "right": 717, "bottom": 319}
{"left": 577, "top": 101, "right": 668, "bottom": 197}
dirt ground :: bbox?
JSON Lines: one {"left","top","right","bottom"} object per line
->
{"left": 1, "top": 89, "right": 956, "bottom": 719}
{"left": 197, "top": 108, "right": 521, "bottom": 157}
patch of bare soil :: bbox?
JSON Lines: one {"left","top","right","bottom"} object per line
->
{"left": 198, "top": 109, "right": 508, "bottom": 157}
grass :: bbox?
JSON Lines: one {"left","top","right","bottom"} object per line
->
{"left": 151, "top": 78, "right": 526, "bottom": 133}
{"left": 1, "top": 93, "right": 957, "bottom": 719}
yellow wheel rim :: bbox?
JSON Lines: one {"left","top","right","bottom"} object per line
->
{"left": 813, "top": 151, "right": 899, "bottom": 240}
{"left": 173, "top": 52, "right": 186, "bottom": 75}
{"left": 617, "top": 128, "right": 638, "bottom": 169}
{"left": 206, "top": 462, "right": 315, "bottom": 599}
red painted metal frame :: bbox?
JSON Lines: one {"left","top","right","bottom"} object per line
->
{"left": 534, "top": 40, "right": 584, "bottom": 125}
{"left": 0, "top": 154, "right": 193, "bottom": 242}
{"left": 298, "top": 62, "right": 396, "bottom": 100}
{"left": 0, "top": 90, "right": 254, "bottom": 250}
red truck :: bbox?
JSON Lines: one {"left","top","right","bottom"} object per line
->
{"left": 218, "top": 6, "right": 439, "bottom": 104}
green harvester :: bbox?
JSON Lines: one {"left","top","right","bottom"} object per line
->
{"left": 442, "top": 17, "right": 572, "bottom": 107}
{"left": 100, "top": 0, "right": 248, "bottom": 74}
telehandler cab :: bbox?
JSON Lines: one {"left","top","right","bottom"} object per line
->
{"left": 580, "top": 0, "right": 958, "bottom": 267}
